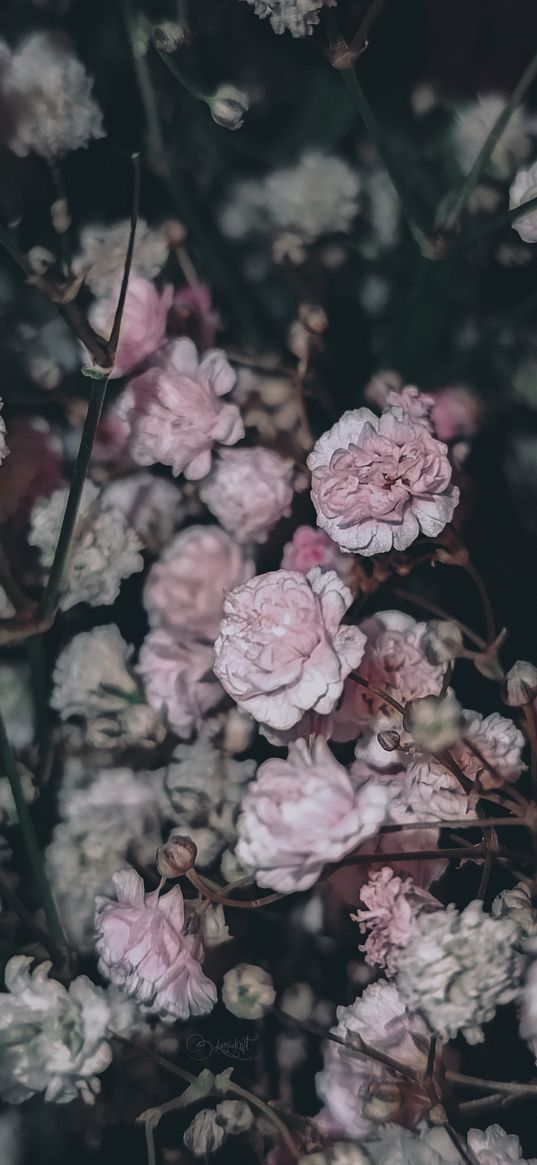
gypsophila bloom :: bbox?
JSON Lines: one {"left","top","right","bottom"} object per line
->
{"left": 189, "top": 902, "right": 232, "bottom": 948}
{"left": 452, "top": 96, "right": 532, "bottom": 180}
{"left": 315, "top": 981, "right": 428, "bottom": 1138}
{"left": 467, "top": 1125, "right": 537, "bottom": 1165}
{"left": 29, "top": 480, "right": 143, "bottom": 610}
{"left": 351, "top": 867, "right": 441, "bottom": 975}
{"left": 308, "top": 408, "right": 458, "bottom": 555}
{"left": 214, "top": 569, "right": 365, "bottom": 732}
{"left": 503, "top": 660, "right": 537, "bottom": 706}
{"left": 397, "top": 900, "right": 524, "bottom": 1043}
{"left": 236, "top": 738, "right": 388, "bottom": 892}
{"left": 88, "top": 278, "right": 173, "bottom": 379}
{"left": 492, "top": 882, "right": 535, "bottom": 940}
{"left": 102, "top": 472, "right": 193, "bottom": 556}
{"left": 240, "top": 0, "right": 336, "bottom": 37}
{"left": 0, "top": 957, "right": 113, "bottom": 1104}
{"left": 184, "top": 1110, "right": 225, "bottom": 1157}
{"left": 144, "top": 525, "right": 255, "bottom": 638}
{"left": 420, "top": 620, "right": 464, "bottom": 665}
{"left": 281, "top": 525, "right": 352, "bottom": 581}
{"left": 0, "top": 32, "right": 104, "bottom": 158}
{"left": 209, "top": 85, "right": 249, "bottom": 130}
{"left": 165, "top": 737, "right": 254, "bottom": 846}
{"left": 365, "top": 1126, "right": 461, "bottom": 1165}
{"left": 403, "top": 692, "right": 465, "bottom": 752}
{"left": 200, "top": 447, "right": 296, "bottom": 544}
{"left": 222, "top": 963, "right": 275, "bottom": 1019}
{"left": 510, "top": 162, "right": 537, "bottom": 242}
{"left": 73, "top": 219, "right": 168, "bottom": 299}
{"left": 95, "top": 867, "right": 217, "bottom": 1020}
{"left": 137, "top": 629, "right": 222, "bottom": 737}
{"left": 298, "top": 1144, "right": 371, "bottom": 1165}
{"left": 118, "top": 337, "right": 243, "bottom": 480}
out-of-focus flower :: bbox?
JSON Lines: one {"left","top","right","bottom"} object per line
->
{"left": 351, "top": 867, "right": 441, "bottom": 975}
{"left": 95, "top": 867, "right": 217, "bottom": 1020}
{"left": 102, "top": 472, "right": 192, "bottom": 555}
{"left": 0, "top": 957, "right": 113, "bottom": 1104}
{"left": 214, "top": 569, "right": 365, "bottom": 732}
{"left": 239, "top": 0, "right": 336, "bottom": 37}
{"left": 452, "top": 96, "right": 532, "bottom": 180}
{"left": 300, "top": 1148, "right": 370, "bottom": 1165}
{"left": 189, "top": 901, "right": 232, "bottom": 948}
{"left": 503, "top": 660, "right": 537, "bottom": 706}
{"left": 308, "top": 408, "right": 458, "bottom": 555}
{"left": 117, "top": 337, "right": 243, "bottom": 479}
{"left": 0, "top": 661, "right": 34, "bottom": 751}
{"left": 88, "top": 278, "right": 172, "bottom": 379}
{"left": 209, "top": 85, "right": 249, "bottom": 130}
{"left": 315, "top": 981, "right": 428, "bottom": 1138}
{"left": 420, "top": 621, "right": 464, "bottom": 665}
{"left": 222, "top": 963, "right": 275, "bottom": 1019}
{"left": 29, "top": 480, "right": 143, "bottom": 610}
{"left": 74, "top": 219, "right": 169, "bottom": 299}
{"left": 365, "top": 1126, "right": 461, "bottom": 1164}
{"left": 362, "top": 166, "right": 401, "bottom": 252}
{"left": 144, "top": 525, "right": 254, "bottom": 638}
{"left": 170, "top": 283, "right": 222, "bottom": 349}
{"left": 0, "top": 417, "right": 62, "bottom": 527}
{"left": 397, "top": 900, "right": 523, "bottom": 1043}
{"left": 467, "top": 1124, "right": 537, "bottom": 1165}
{"left": 364, "top": 370, "right": 404, "bottom": 409}
{"left": 0, "top": 765, "right": 37, "bottom": 826}
{"left": 138, "top": 629, "right": 222, "bottom": 737}
{"left": 236, "top": 738, "right": 388, "bottom": 893}
{"left": 165, "top": 737, "right": 254, "bottom": 858}
{"left": 403, "top": 692, "right": 465, "bottom": 752}
{"left": 281, "top": 525, "right": 352, "bottom": 581}
{"left": 510, "top": 161, "right": 537, "bottom": 242}
{"left": 184, "top": 1109, "right": 225, "bottom": 1157}
{"left": 0, "top": 32, "right": 104, "bottom": 158}
{"left": 430, "top": 385, "right": 480, "bottom": 443}
{"left": 199, "top": 447, "right": 295, "bottom": 544}
{"left": 492, "top": 882, "right": 535, "bottom": 940}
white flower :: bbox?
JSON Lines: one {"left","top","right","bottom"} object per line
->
{"left": 29, "top": 481, "right": 143, "bottom": 610}
{"left": 510, "top": 161, "right": 537, "bottom": 242}
{"left": 190, "top": 902, "right": 232, "bottom": 947}
{"left": 103, "top": 473, "right": 190, "bottom": 556}
{"left": 222, "top": 963, "right": 276, "bottom": 1019}
{"left": 0, "top": 957, "right": 113, "bottom": 1104}
{"left": 184, "top": 1110, "right": 225, "bottom": 1157}
{"left": 0, "top": 662, "right": 34, "bottom": 751}
{"left": 73, "top": 219, "right": 168, "bottom": 298}
{"left": 0, "top": 765, "right": 37, "bottom": 826}
{"left": 240, "top": 0, "right": 336, "bottom": 37}
{"left": 397, "top": 901, "right": 523, "bottom": 1043}
{"left": 216, "top": 1100, "right": 254, "bottom": 1134}
{"left": 165, "top": 738, "right": 254, "bottom": 830}
{"left": 452, "top": 95, "right": 533, "bottom": 181}
{"left": 0, "top": 32, "right": 104, "bottom": 158}
{"left": 366, "top": 1126, "right": 461, "bottom": 1165}
{"left": 467, "top": 1124, "right": 537, "bottom": 1165}
{"left": 492, "top": 882, "right": 536, "bottom": 940}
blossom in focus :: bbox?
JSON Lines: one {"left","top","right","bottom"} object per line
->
{"left": 117, "top": 338, "right": 243, "bottom": 479}
{"left": 29, "top": 480, "right": 143, "bottom": 610}
{"left": 199, "top": 446, "right": 296, "bottom": 544}
{"left": 510, "top": 162, "right": 537, "bottom": 242}
{"left": 0, "top": 957, "right": 113, "bottom": 1104}
{"left": 452, "top": 96, "right": 532, "bottom": 180}
{"left": 73, "top": 219, "right": 169, "bottom": 299}
{"left": 236, "top": 738, "right": 389, "bottom": 892}
{"left": 467, "top": 1125, "right": 537, "bottom": 1165}
{"left": 503, "top": 660, "right": 537, "bottom": 706}
{"left": 95, "top": 867, "right": 217, "bottom": 1020}
{"left": 0, "top": 32, "right": 104, "bottom": 158}
{"left": 351, "top": 867, "right": 441, "bottom": 975}
{"left": 280, "top": 525, "right": 352, "bottom": 581}
{"left": 214, "top": 568, "right": 366, "bottom": 732}
{"left": 137, "top": 628, "right": 222, "bottom": 737}
{"left": 308, "top": 408, "right": 458, "bottom": 555}
{"left": 222, "top": 963, "right": 276, "bottom": 1019}
{"left": 239, "top": 0, "right": 336, "bottom": 37}
{"left": 144, "top": 525, "right": 255, "bottom": 638}
{"left": 88, "top": 278, "right": 173, "bottom": 379}
{"left": 397, "top": 900, "right": 523, "bottom": 1043}
{"left": 102, "top": 472, "right": 192, "bottom": 555}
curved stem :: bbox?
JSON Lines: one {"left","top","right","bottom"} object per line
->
{"left": 186, "top": 868, "right": 285, "bottom": 909}
{"left": 446, "top": 1070, "right": 537, "bottom": 1097}
{"left": 391, "top": 587, "right": 486, "bottom": 650}
{"left": 274, "top": 1006, "right": 418, "bottom": 1080}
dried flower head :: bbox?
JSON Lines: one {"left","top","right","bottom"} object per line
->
{"left": 222, "top": 963, "right": 276, "bottom": 1019}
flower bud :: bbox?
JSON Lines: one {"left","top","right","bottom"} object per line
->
{"left": 377, "top": 729, "right": 401, "bottom": 752}
{"left": 209, "top": 85, "right": 249, "bottom": 131}
{"left": 184, "top": 1109, "right": 225, "bottom": 1158}
{"left": 162, "top": 218, "right": 187, "bottom": 247}
{"left": 51, "top": 198, "right": 71, "bottom": 235}
{"left": 156, "top": 831, "right": 198, "bottom": 878}
{"left": 403, "top": 692, "right": 465, "bottom": 752}
{"left": 502, "top": 660, "right": 537, "bottom": 706}
{"left": 216, "top": 1100, "right": 253, "bottom": 1135}
{"left": 27, "top": 246, "right": 55, "bottom": 275}
{"left": 222, "top": 963, "right": 275, "bottom": 1020}
{"left": 421, "top": 620, "right": 464, "bottom": 665}
{"left": 151, "top": 21, "right": 187, "bottom": 53}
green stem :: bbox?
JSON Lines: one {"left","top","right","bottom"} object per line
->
{"left": 154, "top": 45, "right": 208, "bottom": 104}
{"left": 350, "top": 0, "right": 387, "bottom": 50}
{"left": 451, "top": 191, "right": 537, "bottom": 250}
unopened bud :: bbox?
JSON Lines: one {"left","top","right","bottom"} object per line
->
{"left": 377, "top": 729, "right": 401, "bottom": 752}
{"left": 151, "top": 21, "right": 187, "bottom": 52}
{"left": 421, "top": 620, "right": 464, "bottom": 665}
{"left": 502, "top": 660, "right": 537, "bottom": 707}
{"left": 156, "top": 831, "right": 198, "bottom": 878}
{"left": 27, "top": 246, "right": 55, "bottom": 275}
{"left": 298, "top": 303, "right": 328, "bottom": 334}
{"left": 403, "top": 692, "right": 465, "bottom": 752}
{"left": 209, "top": 85, "right": 249, "bottom": 131}
{"left": 162, "top": 218, "right": 187, "bottom": 247}
{"left": 51, "top": 198, "right": 71, "bottom": 235}
{"left": 222, "top": 963, "right": 275, "bottom": 1019}
{"left": 222, "top": 708, "right": 255, "bottom": 754}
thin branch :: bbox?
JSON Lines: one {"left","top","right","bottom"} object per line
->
{"left": 462, "top": 559, "right": 496, "bottom": 644}
{"left": 391, "top": 587, "right": 486, "bottom": 650}
{"left": 350, "top": 0, "right": 387, "bottom": 50}
{"left": 379, "top": 815, "right": 527, "bottom": 832}
{"left": 108, "top": 154, "right": 141, "bottom": 355}
{"left": 186, "top": 868, "right": 285, "bottom": 909}
{"left": 446, "top": 1070, "right": 537, "bottom": 1096}
{"left": 274, "top": 1006, "right": 419, "bottom": 1081}
{"left": 450, "top": 191, "right": 537, "bottom": 250}
{"left": 331, "top": 844, "right": 526, "bottom": 868}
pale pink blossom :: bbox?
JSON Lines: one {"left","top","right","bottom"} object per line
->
{"left": 170, "top": 283, "right": 222, "bottom": 348}
{"left": 351, "top": 866, "right": 441, "bottom": 975}
{"left": 200, "top": 447, "right": 295, "bottom": 544}
{"left": 280, "top": 525, "right": 351, "bottom": 581}
{"left": 307, "top": 407, "right": 459, "bottom": 555}
{"left": 95, "top": 867, "right": 216, "bottom": 1020}
{"left": 384, "top": 384, "right": 436, "bottom": 429}
{"left": 117, "top": 337, "right": 244, "bottom": 479}
{"left": 144, "top": 525, "right": 255, "bottom": 639}
{"left": 89, "top": 278, "right": 173, "bottom": 379}
{"left": 213, "top": 568, "right": 366, "bottom": 732}
{"left": 430, "top": 385, "right": 480, "bottom": 443}
{"left": 236, "top": 738, "right": 389, "bottom": 892}
{"left": 137, "top": 628, "right": 222, "bottom": 737}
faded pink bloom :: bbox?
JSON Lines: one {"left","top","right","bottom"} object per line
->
{"left": 95, "top": 867, "right": 216, "bottom": 1020}
{"left": 280, "top": 525, "right": 351, "bottom": 581}
{"left": 137, "top": 628, "right": 222, "bottom": 737}
{"left": 117, "top": 337, "right": 244, "bottom": 480}
{"left": 385, "top": 385, "right": 436, "bottom": 430}
{"left": 308, "top": 407, "right": 459, "bottom": 555}
{"left": 170, "top": 283, "right": 222, "bottom": 348}
{"left": 144, "top": 525, "right": 255, "bottom": 639}
{"left": 236, "top": 738, "right": 389, "bottom": 892}
{"left": 89, "top": 278, "right": 173, "bottom": 379}
{"left": 351, "top": 866, "right": 441, "bottom": 975}
{"left": 430, "top": 385, "right": 480, "bottom": 443}
{"left": 213, "top": 568, "right": 366, "bottom": 732}
{"left": 200, "top": 447, "right": 295, "bottom": 544}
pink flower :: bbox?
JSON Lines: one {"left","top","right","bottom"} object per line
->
{"left": 89, "top": 277, "right": 173, "bottom": 379}
{"left": 280, "top": 525, "right": 351, "bottom": 581}
{"left": 430, "top": 385, "right": 480, "bottom": 443}
{"left": 351, "top": 866, "right": 441, "bottom": 975}
{"left": 170, "top": 283, "right": 222, "bottom": 349}
{"left": 213, "top": 568, "right": 366, "bottom": 731}
{"left": 364, "top": 370, "right": 403, "bottom": 409}
{"left": 236, "top": 738, "right": 389, "bottom": 892}
{"left": 117, "top": 338, "right": 244, "bottom": 480}
{"left": 144, "top": 525, "right": 255, "bottom": 639}
{"left": 95, "top": 867, "right": 216, "bottom": 1020}
{"left": 307, "top": 407, "right": 459, "bottom": 554}
{"left": 137, "top": 628, "right": 222, "bottom": 737}
{"left": 200, "top": 447, "right": 295, "bottom": 544}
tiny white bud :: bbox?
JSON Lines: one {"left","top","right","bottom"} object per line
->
{"left": 209, "top": 85, "right": 249, "bottom": 131}
{"left": 156, "top": 831, "right": 198, "bottom": 878}
{"left": 502, "top": 660, "right": 537, "bottom": 707}
{"left": 421, "top": 620, "right": 464, "bottom": 665}
{"left": 51, "top": 198, "right": 71, "bottom": 235}
{"left": 152, "top": 21, "right": 187, "bottom": 53}
{"left": 403, "top": 692, "right": 465, "bottom": 752}
{"left": 215, "top": 1100, "right": 253, "bottom": 1135}
{"left": 222, "top": 963, "right": 275, "bottom": 1020}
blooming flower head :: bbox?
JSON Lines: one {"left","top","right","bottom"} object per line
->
{"left": 0, "top": 957, "right": 113, "bottom": 1104}
{"left": 452, "top": 95, "right": 532, "bottom": 180}
{"left": 510, "top": 162, "right": 537, "bottom": 242}
{"left": 95, "top": 867, "right": 217, "bottom": 1020}
{"left": 117, "top": 337, "right": 244, "bottom": 480}
{"left": 281, "top": 525, "right": 352, "bottom": 581}
{"left": 466, "top": 1124, "right": 537, "bottom": 1165}
{"left": 236, "top": 737, "right": 389, "bottom": 892}
{"left": 137, "top": 628, "right": 222, "bottom": 737}
{"left": 102, "top": 472, "right": 192, "bottom": 555}
{"left": 308, "top": 408, "right": 459, "bottom": 555}
{"left": 351, "top": 867, "right": 441, "bottom": 975}
{"left": 74, "top": 219, "right": 168, "bottom": 299}
{"left": 144, "top": 525, "right": 255, "bottom": 639}
{"left": 88, "top": 278, "right": 173, "bottom": 379}
{"left": 222, "top": 963, "right": 276, "bottom": 1019}
{"left": 200, "top": 446, "right": 296, "bottom": 544}
{"left": 214, "top": 568, "right": 366, "bottom": 732}
{"left": 239, "top": 0, "right": 336, "bottom": 37}
{"left": 430, "top": 385, "right": 480, "bottom": 443}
